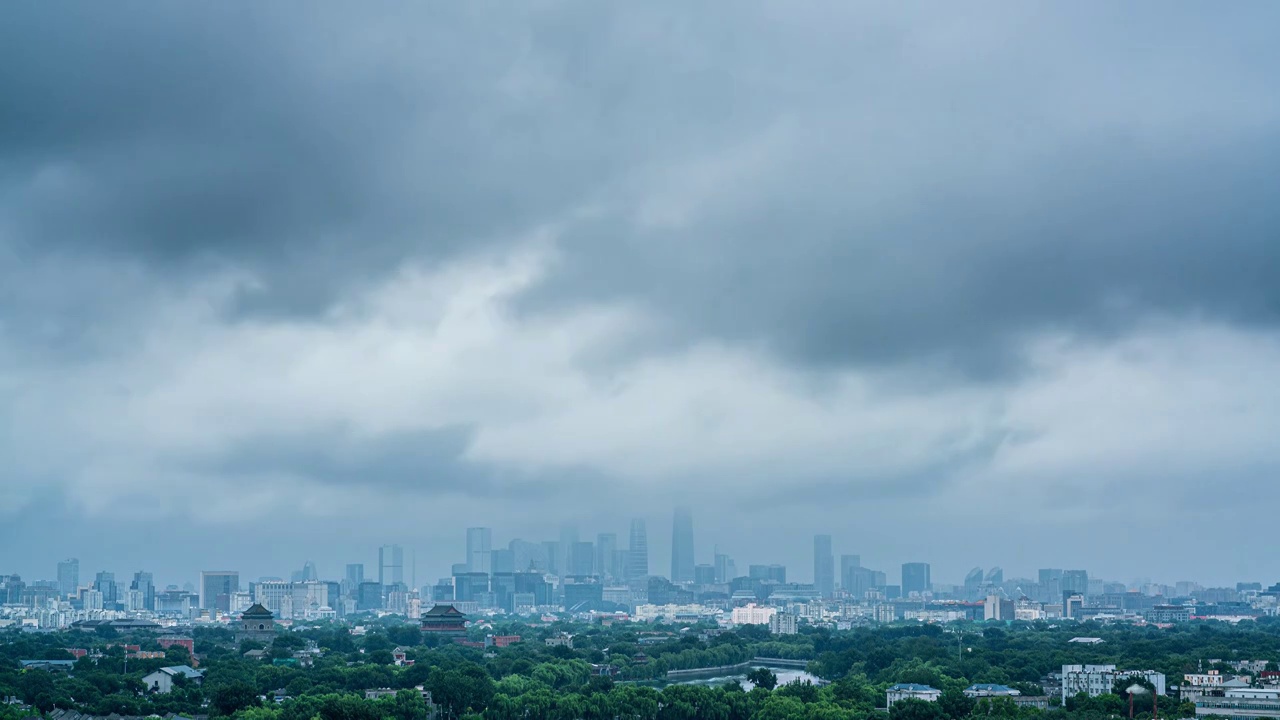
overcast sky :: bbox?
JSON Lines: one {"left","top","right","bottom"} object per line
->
{"left": 3, "top": 2, "right": 1280, "bottom": 590}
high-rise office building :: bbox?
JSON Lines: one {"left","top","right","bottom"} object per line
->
{"left": 671, "top": 508, "right": 695, "bottom": 583}
{"left": 714, "top": 552, "right": 736, "bottom": 583}
{"left": 378, "top": 545, "right": 404, "bottom": 589}
{"left": 491, "top": 548, "right": 515, "bottom": 574}
{"left": 542, "top": 541, "right": 560, "bottom": 576}
{"left": 596, "top": 533, "right": 619, "bottom": 580}
{"left": 568, "top": 541, "right": 595, "bottom": 577}
{"left": 749, "top": 564, "right": 787, "bottom": 583}
{"left": 814, "top": 535, "right": 834, "bottom": 597}
{"left": 901, "top": 563, "right": 931, "bottom": 596}
{"left": 57, "top": 559, "right": 79, "bottom": 598}
{"left": 509, "top": 539, "right": 546, "bottom": 573}
{"left": 694, "top": 564, "right": 717, "bottom": 585}
{"left": 1062, "top": 570, "right": 1089, "bottom": 597}
{"left": 130, "top": 571, "right": 155, "bottom": 611}
{"left": 840, "top": 555, "right": 862, "bottom": 591}
{"left": 1039, "top": 568, "right": 1064, "bottom": 584}
{"left": 844, "top": 566, "right": 878, "bottom": 599}
{"left": 299, "top": 561, "right": 319, "bottom": 582}
{"left": 200, "top": 571, "right": 240, "bottom": 612}
{"left": 558, "top": 524, "right": 579, "bottom": 578}
{"left": 627, "top": 519, "right": 649, "bottom": 579}
{"left": 346, "top": 564, "right": 364, "bottom": 586}
{"left": 357, "top": 581, "right": 383, "bottom": 611}
{"left": 467, "top": 528, "right": 493, "bottom": 574}
{"left": 94, "top": 571, "right": 118, "bottom": 606}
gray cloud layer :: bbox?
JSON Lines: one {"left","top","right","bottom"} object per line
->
{"left": 3, "top": 2, "right": 1279, "bottom": 586}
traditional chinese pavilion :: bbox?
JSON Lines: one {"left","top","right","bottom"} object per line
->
{"left": 421, "top": 604, "right": 468, "bottom": 637}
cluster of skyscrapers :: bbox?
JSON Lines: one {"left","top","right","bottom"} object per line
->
{"left": 6, "top": 510, "right": 1277, "bottom": 629}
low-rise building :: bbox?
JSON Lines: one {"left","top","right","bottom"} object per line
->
{"left": 545, "top": 632, "right": 574, "bottom": 649}
{"left": 964, "top": 684, "right": 1021, "bottom": 698}
{"left": 1061, "top": 664, "right": 1165, "bottom": 701}
{"left": 1145, "top": 605, "right": 1192, "bottom": 623}
{"left": 1185, "top": 671, "right": 1226, "bottom": 688}
{"left": 1013, "top": 696, "right": 1051, "bottom": 710}
{"left": 365, "top": 686, "right": 433, "bottom": 704}
{"left": 887, "top": 684, "right": 941, "bottom": 707}
{"left": 1194, "top": 687, "right": 1280, "bottom": 718}
{"left": 141, "top": 666, "right": 204, "bottom": 694}
{"left": 157, "top": 637, "right": 195, "bottom": 655}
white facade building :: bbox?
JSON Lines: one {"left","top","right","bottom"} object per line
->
{"left": 731, "top": 603, "right": 776, "bottom": 625}
{"left": 1185, "top": 671, "right": 1226, "bottom": 688}
{"left": 769, "top": 613, "right": 798, "bottom": 635}
{"left": 255, "top": 581, "right": 329, "bottom": 620}
{"left": 887, "top": 684, "right": 941, "bottom": 707}
{"left": 1194, "top": 688, "right": 1280, "bottom": 718}
{"left": 1061, "top": 665, "right": 1166, "bottom": 702}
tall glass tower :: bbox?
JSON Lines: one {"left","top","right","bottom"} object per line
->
{"left": 466, "top": 528, "right": 492, "bottom": 573}
{"left": 627, "top": 519, "right": 649, "bottom": 579}
{"left": 813, "top": 534, "right": 834, "bottom": 597}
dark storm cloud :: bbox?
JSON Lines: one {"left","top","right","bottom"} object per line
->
{"left": 6, "top": 2, "right": 1277, "bottom": 373}
{"left": 199, "top": 425, "right": 608, "bottom": 500}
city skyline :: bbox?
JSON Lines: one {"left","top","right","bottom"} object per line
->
{"left": 5, "top": 511, "right": 1267, "bottom": 593}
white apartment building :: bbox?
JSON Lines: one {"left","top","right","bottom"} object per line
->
{"left": 1184, "top": 671, "right": 1226, "bottom": 688}
{"left": 769, "top": 613, "right": 798, "bottom": 635}
{"left": 255, "top": 581, "right": 329, "bottom": 620}
{"left": 1061, "top": 665, "right": 1166, "bottom": 701}
{"left": 731, "top": 603, "right": 776, "bottom": 625}
{"left": 887, "top": 684, "right": 941, "bottom": 707}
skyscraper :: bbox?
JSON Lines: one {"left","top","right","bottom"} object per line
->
{"left": 300, "top": 561, "right": 319, "bottom": 582}
{"left": 491, "top": 548, "right": 515, "bottom": 574}
{"left": 558, "top": 524, "right": 579, "bottom": 578}
{"left": 200, "top": 571, "right": 239, "bottom": 611}
{"left": 627, "top": 519, "right": 649, "bottom": 579}
{"left": 596, "top": 533, "right": 619, "bottom": 580}
{"left": 1062, "top": 569, "right": 1089, "bottom": 597}
{"left": 57, "top": 558, "right": 79, "bottom": 598}
{"left": 130, "top": 571, "right": 155, "bottom": 611}
{"left": 542, "top": 541, "right": 560, "bottom": 576}
{"left": 671, "top": 508, "right": 694, "bottom": 583}
{"left": 509, "top": 539, "right": 546, "bottom": 573}
{"left": 346, "top": 564, "right": 364, "bottom": 586}
{"left": 1038, "top": 568, "right": 1063, "bottom": 584}
{"left": 94, "top": 571, "right": 117, "bottom": 606}
{"left": 467, "top": 528, "right": 492, "bottom": 574}
{"left": 813, "top": 534, "right": 834, "bottom": 597}
{"left": 840, "top": 555, "right": 862, "bottom": 589}
{"left": 568, "top": 541, "right": 595, "bottom": 577}
{"left": 714, "top": 552, "right": 736, "bottom": 583}
{"left": 901, "top": 562, "right": 931, "bottom": 596}
{"left": 378, "top": 545, "right": 404, "bottom": 589}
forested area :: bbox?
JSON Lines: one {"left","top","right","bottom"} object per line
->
{"left": 5, "top": 617, "right": 1280, "bottom": 720}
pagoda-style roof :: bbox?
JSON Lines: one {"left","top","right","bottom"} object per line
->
{"left": 424, "top": 604, "right": 465, "bottom": 617}
{"left": 241, "top": 603, "right": 273, "bottom": 618}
